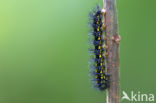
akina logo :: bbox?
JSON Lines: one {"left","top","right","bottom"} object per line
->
{"left": 121, "top": 91, "right": 154, "bottom": 102}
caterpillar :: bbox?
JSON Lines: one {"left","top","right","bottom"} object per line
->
{"left": 88, "top": 5, "right": 109, "bottom": 91}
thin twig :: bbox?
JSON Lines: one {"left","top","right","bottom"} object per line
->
{"left": 103, "top": 0, "right": 120, "bottom": 103}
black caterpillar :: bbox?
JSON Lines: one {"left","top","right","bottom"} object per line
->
{"left": 88, "top": 5, "right": 109, "bottom": 91}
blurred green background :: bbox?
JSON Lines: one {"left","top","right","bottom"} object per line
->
{"left": 0, "top": 0, "right": 156, "bottom": 103}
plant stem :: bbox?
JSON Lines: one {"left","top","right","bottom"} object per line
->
{"left": 103, "top": 0, "right": 120, "bottom": 103}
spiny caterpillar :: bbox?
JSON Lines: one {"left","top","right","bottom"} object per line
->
{"left": 88, "top": 5, "right": 109, "bottom": 91}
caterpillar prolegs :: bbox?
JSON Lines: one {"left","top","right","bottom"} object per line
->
{"left": 88, "top": 5, "right": 109, "bottom": 91}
